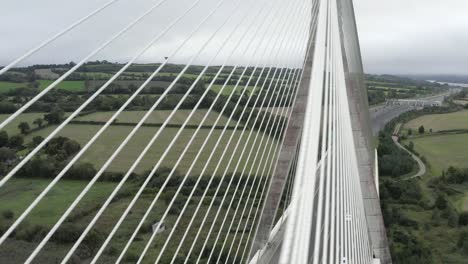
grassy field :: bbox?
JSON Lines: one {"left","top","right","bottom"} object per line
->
{"left": 25, "top": 124, "right": 278, "bottom": 175}
{"left": 403, "top": 133, "right": 468, "bottom": 177}
{"left": 75, "top": 110, "right": 237, "bottom": 127}
{"left": 0, "top": 176, "right": 258, "bottom": 263}
{"left": 404, "top": 110, "right": 468, "bottom": 132}
{"left": 258, "top": 107, "right": 291, "bottom": 117}
{"left": 0, "top": 81, "right": 28, "bottom": 93}
{"left": 0, "top": 113, "right": 46, "bottom": 136}
{"left": 38, "top": 80, "right": 86, "bottom": 92}
{"left": 454, "top": 99, "right": 468, "bottom": 106}
{"left": 211, "top": 84, "right": 256, "bottom": 95}
{"left": 402, "top": 110, "right": 468, "bottom": 232}
{"left": 0, "top": 178, "right": 116, "bottom": 227}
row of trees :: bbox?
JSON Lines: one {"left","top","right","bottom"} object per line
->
{"left": 377, "top": 132, "right": 415, "bottom": 177}
{"left": 407, "top": 125, "right": 427, "bottom": 136}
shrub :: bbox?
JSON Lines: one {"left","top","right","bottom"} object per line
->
{"left": 16, "top": 225, "right": 46, "bottom": 242}
{"left": 0, "top": 131, "right": 8, "bottom": 147}
{"left": 457, "top": 230, "right": 468, "bottom": 254}
{"left": 53, "top": 223, "right": 81, "bottom": 243}
{"left": 459, "top": 212, "right": 468, "bottom": 226}
{"left": 79, "top": 230, "right": 104, "bottom": 258}
{"left": 65, "top": 162, "right": 96, "bottom": 180}
{"left": 125, "top": 250, "right": 140, "bottom": 262}
{"left": 8, "top": 135, "right": 24, "bottom": 149}
{"left": 1, "top": 210, "right": 14, "bottom": 219}
{"left": 435, "top": 194, "right": 447, "bottom": 210}
{"left": 418, "top": 125, "right": 425, "bottom": 134}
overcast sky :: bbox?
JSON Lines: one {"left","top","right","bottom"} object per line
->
{"left": 354, "top": 0, "right": 468, "bottom": 75}
{"left": 1, "top": 0, "right": 467, "bottom": 75}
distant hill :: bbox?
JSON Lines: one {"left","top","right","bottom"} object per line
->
{"left": 364, "top": 74, "right": 445, "bottom": 105}
{"left": 401, "top": 74, "right": 468, "bottom": 84}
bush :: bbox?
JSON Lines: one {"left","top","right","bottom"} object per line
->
{"left": 125, "top": 250, "right": 140, "bottom": 262}
{"left": 459, "top": 212, "right": 468, "bottom": 226}
{"left": 435, "top": 194, "right": 447, "bottom": 210}
{"left": 418, "top": 125, "right": 425, "bottom": 134}
{"left": 161, "top": 189, "right": 176, "bottom": 205}
{"left": 447, "top": 207, "right": 459, "bottom": 227}
{"left": 65, "top": 162, "right": 96, "bottom": 180}
{"left": 45, "top": 136, "right": 80, "bottom": 158}
{"left": 1, "top": 210, "right": 14, "bottom": 219}
{"left": 101, "top": 171, "right": 125, "bottom": 182}
{"left": 8, "top": 135, "right": 24, "bottom": 149}
{"left": 19, "top": 156, "right": 56, "bottom": 178}
{"left": 16, "top": 224, "right": 46, "bottom": 242}
{"left": 408, "top": 141, "right": 414, "bottom": 151}
{"left": 0, "top": 147, "right": 15, "bottom": 162}
{"left": 0, "top": 131, "right": 8, "bottom": 147}
{"left": 458, "top": 230, "right": 468, "bottom": 254}
{"left": 53, "top": 223, "right": 81, "bottom": 243}
{"left": 32, "top": 136, "right": 44, "bottom": 147}
{"left": 71, "top": 229, "right": 104, "bottom": 258}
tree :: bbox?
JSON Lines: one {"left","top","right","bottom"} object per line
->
{"left": 44, "top": 107, "right": 64, "bottom": 124}
{"left": 161, "top": 189, "right": 176, "bottom": 204}
{"left": 20, "top": 156, "right": 55, "bottom": 178}
{"left": 45, "top": 137, "right": 80, "bottom": 159}
{"left": 8, "top": 135, "right": 24, "bottom": 149}
{"left": 32, "top": 136, "right": 44, "bottom": 147}
{"left": 66, "top": 163, "right": 96, "bottom": 180}
{"left": 458, "top": 231, "right": 468, "bottom": 254}
{"left": 408, "top": 141, "right": 414, "bottom": 151}
{"left": 431, "top": 209, "right": 441, "bottom": 226}
{"left": 447, "top": 207, "right": 459, "bottom": 227}
{"left": 63, "top": 140, "right": 81, "bottom": 156}
{"left": 407, "top": 128, "right": 412, "bottom": 136}
{"left": 459, "top": 212, "right": 468, "bottom": 226}
{"left": 81, "top": 230, "right": 103, "bottom": 258}
{"left": 0, "top": 131, "right": 8, "bottom": 147}
{"left": 418, "top": 125, "right": 425, "bottom": 134}
{"left": 18, "top": 122, "right": 30, "bottom": 134}
{"left": 0, "top": 102, "right": 17, "bottom": 114}
{"left": 2, "top": 210, "right": 14, "bottom": 219}
{"left": 33, "top": 118, "right": 44, "bottom": 128}
{"left": 435, "top": 194, "right": 447, "bottom": 210}
{"left": 0, "top": 147, "right": 16, "bottom": 162}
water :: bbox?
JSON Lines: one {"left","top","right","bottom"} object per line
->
{"left": 427, "top": 80, "right": 468, "bottom": 88}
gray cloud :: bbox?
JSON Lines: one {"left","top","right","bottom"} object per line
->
{"left": 354, "top": 0, "right": 468, "bottom": 74}
{"left": 2, "top": 0, "right": 467, "bottom": 75}
{"left": 0, "top": 0, "right": 310, "bottom": 69}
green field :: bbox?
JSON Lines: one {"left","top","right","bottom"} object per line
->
{"left": 259, "top": 107, "right": 291, "bottom": 117}
{"left": 75, "top": 110, "right": 236, "bottom": 127}
{"left": 403, "top": 133, "right": 468, "bottom": 177}
{"left": 38, "top": 80, "right": 86, "bottom": 92}
{"left": 0, "top": 80, "right": 88, "bottom": 93}
{"left": 211, "top": 84, "right": 256, "bottom": 95}
{"left": 402, "top": 110, "right": 468, "bottom": 228}
{"left": 0, "top": 176, "right": 258, "bottom": 263}
{"left": 0, "top": 81, "right": 28, "bottom": 93}
{"left": 25, "top": 124, "right": 277, "bottom": 175}
{"left": 404, "top": 110, "right": 468, "bottom": 132}
{"left": 0, "top": 178, "right": 116, "bottom": 227}
{"left": 0, "top": 113, "right": 46, "bottom": 136}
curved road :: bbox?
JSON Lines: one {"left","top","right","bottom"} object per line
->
{"left": 370, "top": 91, "right": 457, "bottom": 136}
{"left": 391, "top": 135, "right": 426, "bottom": 179}
{"left": 370, "top": 91, "right": 458, "bottom": 179}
